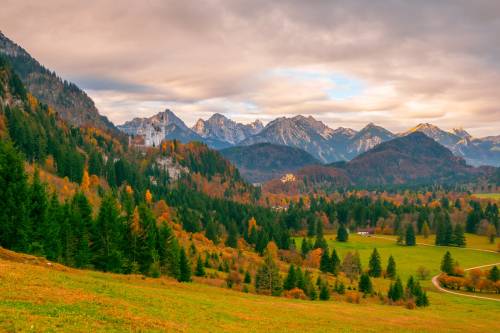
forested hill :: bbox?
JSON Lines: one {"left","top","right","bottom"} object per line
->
{"left": 0, "top": 31, "right": 118, "bottom": 133}
{"left": 0, "top": 56, "right": 292, "bottom": 279}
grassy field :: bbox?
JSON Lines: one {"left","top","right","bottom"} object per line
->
{"left": 472, "top": 193, "right": 500, "bottom": 200}
{"left": 1, "top": 246, "right": 499, "bottom": 332}
{"left": 319, "top": 234, "right": 499, "bottom": 281}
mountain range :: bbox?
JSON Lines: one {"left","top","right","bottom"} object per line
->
{"left": 264, "top": 132, "right": 495, "bottom": 193}
{"left": 118, "top": 109, "right": 500, "bottom": 168}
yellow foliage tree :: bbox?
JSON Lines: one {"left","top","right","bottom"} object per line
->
{"left": 131, "top": 206, "right": 141, "bottom": 235}
{"left": 81, "top": 169, "right": 90, "bottom": 191}
{"left": 248, "top": 217, "right": 257, "bottom": 234}
{"left": 145, "top": 189, "right": 153, "bottom": 204}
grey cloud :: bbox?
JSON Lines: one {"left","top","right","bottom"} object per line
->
{"left": 1, "top": 0, "right": 500, "bottom": 136}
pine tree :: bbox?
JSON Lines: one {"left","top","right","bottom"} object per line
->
{"left": 301, "top": 237, "right": 310, "bottom": 256}
{"left": 195, "top": 255, "right": 205, "bottom": 277}
{"left": 255, "top": 249, "right": 282, "bottom": 296}
{"left": 358, "top": 273, "right": 373, "bottom": 294}
{"left": 330, "top": 249, "right": 341, "bottom": 275}
{"left": 92, "top": 194, "right": 123, "bottom": 273}
{"left": 440, "top": 251, "right": 454, "bottom": 275}
{"left": 205, "top": 218, "right": 218, "bottom": 243}
{"left": 386, "top": 255, "right": 396, "bottom": 279}
{"left": 179, "top": 247, "right": 192, "bottom": 282}
{"left": 225, "top": 221, "right": 238, "bottom": 248}
{"left": 284, "top": 265, "right": 297, "bottom": 290}
{"left": 488, "top": 266, "right": 499, "bottom": 282}
{"left": 337, "top": 224, "right": 349, "bottom": 242}
{"left": 368, "top": 248, "right": 382, "bottom": 277}
{"left": 319, "top": 282, "right": 330, "bottom": 300}
{"left": 28, "top": 167, "right": 48, "bottom": 254}
{"left": 319, "top": 248, "right": 331, "bottom": 273}
{"left": 43, "top": 192, "right": 62, "bottom": 261}
{"left": 452, "top": 224, "right": 466, "bottom": 247}
{"left": 388, "top": 277, "right": 404, "bottom": 301}
{"left": 405, "top": 224, "right": 416, "bottom": 246}
{"left": 244, "top": 271, "right": 252, "bottom": 284}
{"left": 0, "top": 140, "right": 29, "bottom": 251}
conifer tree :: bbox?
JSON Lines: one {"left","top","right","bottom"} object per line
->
{"left": 225, "top": 221, "right": 239, "bottom": 248}
{"left": 388, "top": 277, "right": 404, "bottom": 301}
{"left": 43, "top": 192, "right": 62, "bottom": 261}
{"left": 488, "top": 266, "right": 499, "bottom": 282}
{"left": 28, "top": 167, "right": 48, "bottom": 253}
{"left": 368, "top": 248, "right": 382, "bottom": 277}
{"left": 195, "top": 255, "right": 205, "bottom": 277}
{"left": 358, "top": 273, "right": 373, "bottom": 294}
{"left": 284, "top": 265, "right": 297, "bottom": 290}
{"left": 440, "top": 251, "right": 454, "bottom": 275}
{"left": 330, "top": 249, "right": 341, "bottom": 275}
{"left": 336, "top": 224, "right": 348, "bottom": 242}
{"left": 320, "top": 248, "right": 331, "bottom": 273}
{"left": 92, "top": 193, "right": 123, "bottom": 273}
{"left": 244, "top": 271, "right": 252, "bottom": 284}
{"left": 405, "top": 224, "right": 416, "bottom": 246}
{"left": 301, "top": 237, "right": 311, "bottom": 256}
{"left": 386, "top": 255, "right": 396, "bottom": 279}
{"left": 0, "top": 140, "right": 29, "bottom": 251}
{"left": 179, "top": 247, "right": 192, "bottom": 282}
{"left": 205, "top": 218, "right": 219, "bottom": 244}
{"left": 452, "top": 224, "right": 466, "bottom": 247}
{"left": 255, "top": 249, "right": 282, "bottom": 296}
{"left": 319, "top": 282, "right": 330, "bottom": 300}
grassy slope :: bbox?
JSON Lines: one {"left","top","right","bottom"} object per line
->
{"left": 471, "top": 193, "right": 500, "bottom": 200}
{"left": 1, "top": 248, "right": 499, "bottom": 333}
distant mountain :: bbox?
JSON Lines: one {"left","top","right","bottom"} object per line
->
{"left": 265, "top": 133, "right": 493, "bottom": 193}
{"left": 0, "top": 31, "right": 117, "bottom": 133}
{"left": 118, "top": 109, "right": 208, "bottom": 147}
{"left": 192, "top": 113, "right": 263, "bottom": 145}
{"left": 343, "top": 132, "right": 485, "bottom": 186}
{"left": 220, "top": 143, "right": 320, "bottom": 183}
{"left": 403, "top": 123, "right": 500, "bottom": 166}
{"left": 345, "top": 123, "right": 395, "bottom": 159}
{"left": 240, "top": 115, "right": 340, "bottom": 163}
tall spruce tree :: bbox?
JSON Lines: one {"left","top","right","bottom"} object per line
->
{"left": 284, "top": 264, "right": 297, "bottom": 290}
{"left": 255, "top": 249, "right": 282, "bottom": 296}
{"left": 337, "top": 224, "right": 348, "bottom": 242}
{"left": 330, "top": 249, "right": 341, "bottom": 275}
{"left": 386, "top": 255, "right": 397, "bottom": 279}
{"left": 405, "top": 224, "right": 416, "bottom": 246}
{"left": 358, "top": 273, "right": 373, "bottom": 294}
{"left": 92, "top": 194, "right": 123, "bottom": 273}
{"left": 440, "top": 251, "right": 454, "bottom": 275}
{"left": 178, "top": 247, "right": 192, "bottom": 282}
{"left": 368, "top": 248, "right": 382, "bottom": 277}
{"left": 319, "top": 248, "right": 331, "bottom": 273}
{"left": 452, "top": 224, "right": 466, "bottom": 247}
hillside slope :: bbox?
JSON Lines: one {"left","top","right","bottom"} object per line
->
{"left": 220, "top": 143, "right": 320, "bottom": 183}
{"left": 0, "top": 249, "right": 497, "bottom": 333}
{"left": 0, "top": 31, "right": 117, "bottom": 133}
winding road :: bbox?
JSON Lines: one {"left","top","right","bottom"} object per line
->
{"left": 369, "top": 235, "right": 500, "bottom": 302}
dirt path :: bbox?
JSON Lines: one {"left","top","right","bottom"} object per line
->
{"left": 431, "top": 263, "right": 500, "bottom": 302}
{"left": 368, "top": 235, "right": 500, "bottom": 302}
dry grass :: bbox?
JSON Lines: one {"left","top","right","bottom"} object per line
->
{"left": 0, "top": 248, "right": 499, "bottom": 332}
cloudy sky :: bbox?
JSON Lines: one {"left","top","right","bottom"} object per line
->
{"left": 2, "top": 0, "right": 500, "bottom": 136}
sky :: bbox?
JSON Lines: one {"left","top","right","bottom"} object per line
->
{"left": 1, "top": 0, "right": 500, "bottom": 137}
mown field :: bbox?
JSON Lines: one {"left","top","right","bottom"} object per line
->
{"left": 1, "top": 242, "right": 499, "bottom": 332}
{"left": 472, "top": 193, "right": 500, "bottom": 200}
